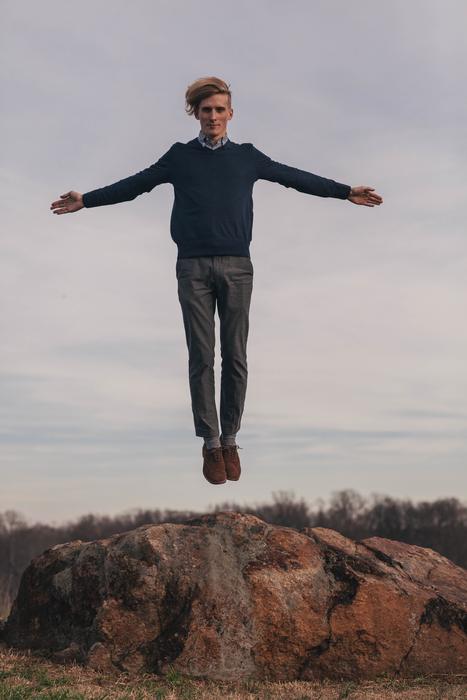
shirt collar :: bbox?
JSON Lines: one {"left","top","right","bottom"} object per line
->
{"left": 198, "top": 130, "right": 229, "bottom": 150}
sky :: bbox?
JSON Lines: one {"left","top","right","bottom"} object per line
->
{"left": 1, "top": 0, "right": 466, "bottom": 525}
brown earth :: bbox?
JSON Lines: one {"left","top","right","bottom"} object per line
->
{"left": 1, "top": 644, "right": 467, "bottom": 700}
{"left": 1, "top": 511, "right": 466, "bottom": 681}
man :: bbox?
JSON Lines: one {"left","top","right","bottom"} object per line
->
{"left": 50, "top": 76, "right": 383, "bottom": 487}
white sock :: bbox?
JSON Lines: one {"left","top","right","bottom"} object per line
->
{"left": 221, "top": 433, "right": 237, "bottom": 447}
{"left": 204, "top": 436, "right": 221, "bottom": 449}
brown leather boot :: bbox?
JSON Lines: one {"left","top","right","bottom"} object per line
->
{"left": 222, "top": 445, "right": 242, "bottom": 481}
{"left": 202, "top": 445, "right": 227, "bottom": 485}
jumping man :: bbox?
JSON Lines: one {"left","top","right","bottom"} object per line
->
{"left": 50, "top": 76, "right": 383, "bottom": 486}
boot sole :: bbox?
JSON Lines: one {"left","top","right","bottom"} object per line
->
{"left": 203, "top": 472, "right": 227, "bottom": 485}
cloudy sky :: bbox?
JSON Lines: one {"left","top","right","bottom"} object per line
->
{"left": 1, "top": 0, "right": 466, "bottom": 525}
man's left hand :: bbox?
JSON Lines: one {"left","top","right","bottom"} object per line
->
{"left": 348, "top": 186, "right": 383, "bottom": 207}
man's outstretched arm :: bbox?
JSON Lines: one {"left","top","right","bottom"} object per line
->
{"left": 50, "top": 145, "right": 176, "bottom": 215}
{"left": 252, "top": 146, "right": 383, "bottom": 206}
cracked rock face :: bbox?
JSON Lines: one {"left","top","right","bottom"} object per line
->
{"left": 1, "top": 512, "right": 466, "bottom": 680}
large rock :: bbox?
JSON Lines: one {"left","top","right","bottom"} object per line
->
{"left": 1, "top": 512, "right": 466, "bottom": 680}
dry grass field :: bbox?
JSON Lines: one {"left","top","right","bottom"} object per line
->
{"left": 1, "top": 645, "right": 466, "bottom": 700}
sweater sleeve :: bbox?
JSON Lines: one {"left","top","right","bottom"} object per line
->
{"left": 252, "top": 145, "right": 351, "bottom": 200}
{"left": 82, "top": 144, "right": 176, "bottom": 208}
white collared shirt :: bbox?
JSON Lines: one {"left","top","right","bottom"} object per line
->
{"left": 197, "top": 130, "right": 229, "bottom": 150}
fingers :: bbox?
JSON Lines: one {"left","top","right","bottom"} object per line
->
{"left": 51, "top": 192, "right": 74, "bottom": 212}
{"left": 364, "top": 187, "right": 381, "bottom": 197}
{"left": 351, "top": 187, "right": 383, "bottom": 206}
{"left": 361, "top": 186, "right": 383, "bottom": 203}
{"left": 351, "top": 197, "right": 381, "bottom": 207}
{"left": 50, "top": 198, "right": 71, "bottom": 213}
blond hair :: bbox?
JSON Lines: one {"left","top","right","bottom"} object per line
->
{"left": 185, "top": 76, "right": 231, "bottom": 117}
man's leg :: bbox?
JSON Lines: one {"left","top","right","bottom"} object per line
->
{"left": 176, "top": 257, "right": 220, "bottom": 441}
{"left": 215, "top": 256, "right": 254, "bottom": 442}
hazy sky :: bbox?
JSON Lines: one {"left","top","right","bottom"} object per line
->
{"left": 1, "top": 0, "right": 466, "bottom": 525}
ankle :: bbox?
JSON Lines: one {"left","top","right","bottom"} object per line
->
{"left": 204, "top": 436, "right": 221, "bottom": 450}
{"left": 221, "top": 433, "right": 237, "bottom": 447}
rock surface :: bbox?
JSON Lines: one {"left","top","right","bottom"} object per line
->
{"left": 1, "top": 512, "right": 466, "bottom": 680}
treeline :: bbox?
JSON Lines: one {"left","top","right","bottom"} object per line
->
{"left": 1, "top": 489, "right": 466, "bottom": 620}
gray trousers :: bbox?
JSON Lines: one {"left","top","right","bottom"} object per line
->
{"left": 176, "top": 255, "right": 254, "bottom": 438}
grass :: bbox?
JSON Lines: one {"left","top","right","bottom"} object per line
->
{"left": 0, "top": 645, "right": 466, "bottom": 699}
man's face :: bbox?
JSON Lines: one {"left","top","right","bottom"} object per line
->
{"left": 195, "top": 93, "right": 233, "bottom": 142}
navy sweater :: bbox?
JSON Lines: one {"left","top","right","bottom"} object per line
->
{"left": 82, "top": 138, "right": 351, "bottom": 259}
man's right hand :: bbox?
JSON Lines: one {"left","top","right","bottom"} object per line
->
{"left": 50, "top": 191, "right": 84, "bottom": 215}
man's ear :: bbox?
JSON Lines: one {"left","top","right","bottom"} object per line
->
{"left": 194, "top": 107, "right": 199, "bottom": 121}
